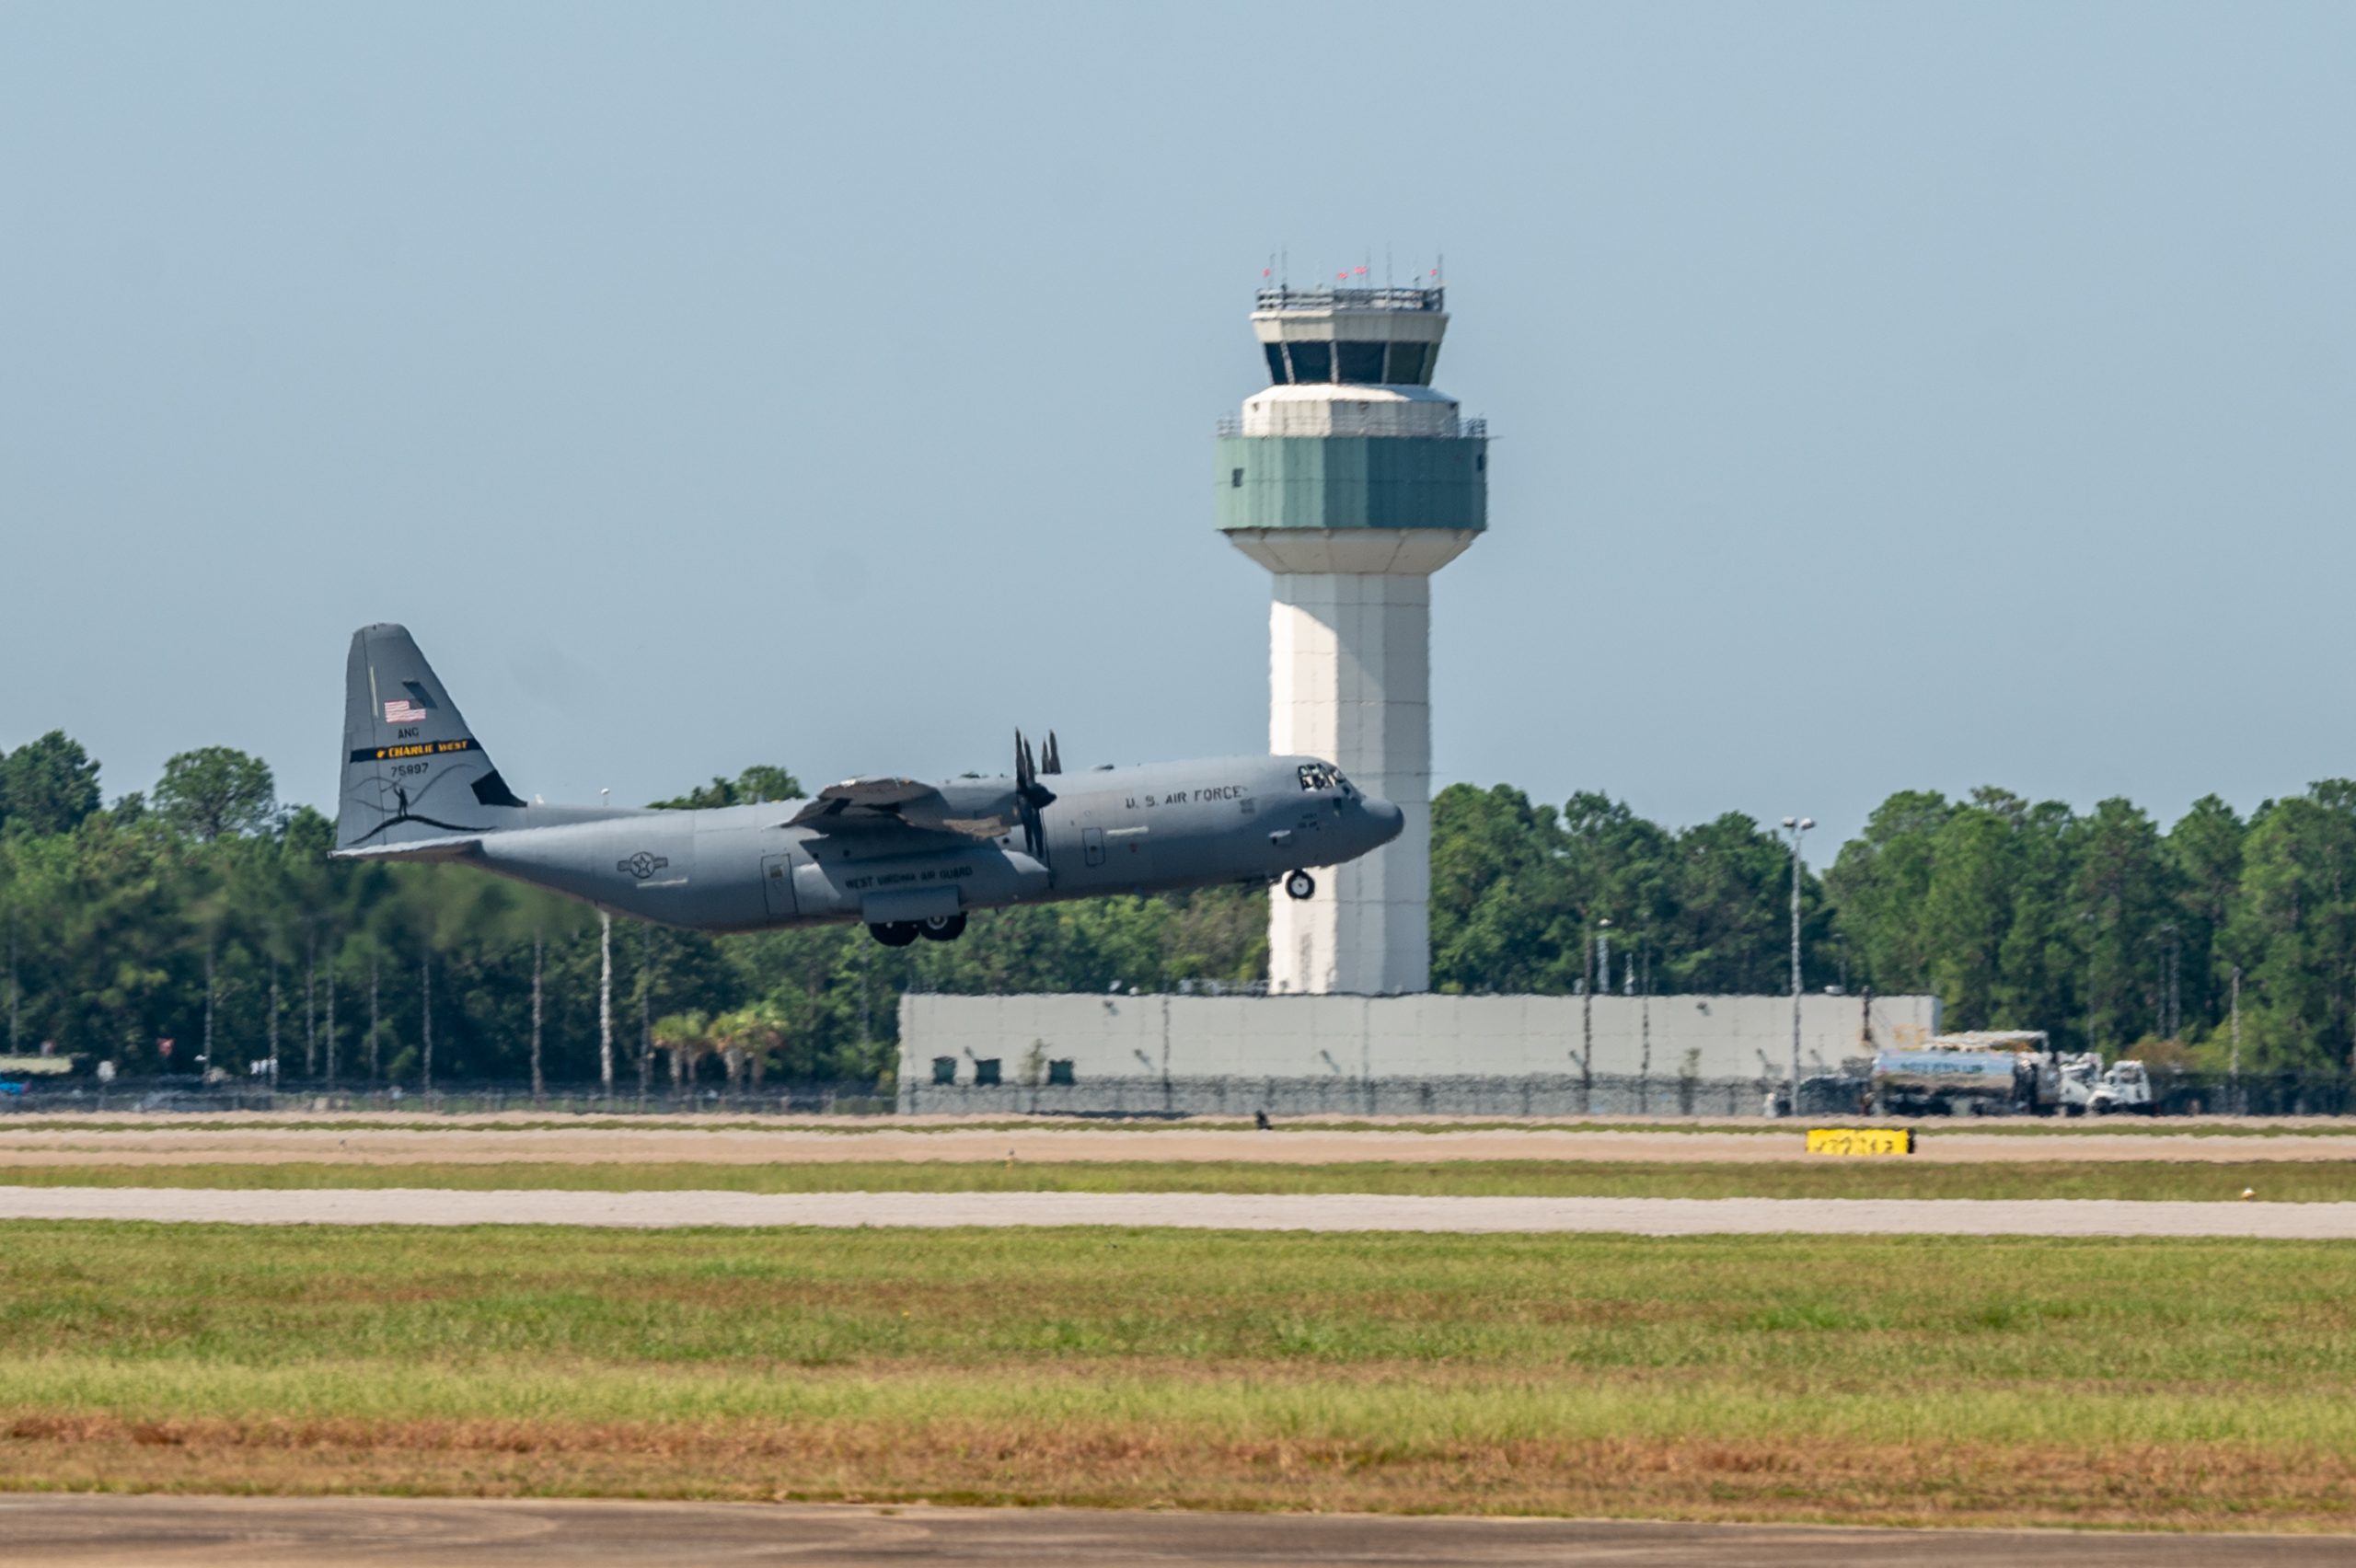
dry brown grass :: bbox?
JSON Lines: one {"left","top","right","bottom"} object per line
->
{"left": 6, "top": 1412, "right": 2353, "bottom": 1528}
{"left": 6, "top": 1224, "right": 2355, "bottom": 1528}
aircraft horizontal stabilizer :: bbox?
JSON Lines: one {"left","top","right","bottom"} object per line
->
{"left": 329, "top": 833, "right": 485, "bottom": 863}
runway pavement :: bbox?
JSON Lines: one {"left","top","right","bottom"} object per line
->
{"left": 6, "top": 1184, "right": 2356, "bottom": 1236}
{"left": 0, "top": 1495, "right": 2344, "bottom": 1565}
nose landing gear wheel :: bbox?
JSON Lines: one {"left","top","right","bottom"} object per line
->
{"left": 918, "top": 913, "right": 968, "bottom": 942}
{"left": 1284, "top": 870, "right": 1316, "bottom": 901}
{"left": 867, "top": 921, "right": 920, "bottom": 948}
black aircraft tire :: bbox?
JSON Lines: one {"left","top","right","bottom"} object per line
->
{"left": 868, "top": 922, "right": 920, "bottom": 948}
{"left": 1284, "top": 870, "right": 1316, "bottom": 901}
{"left": 918, "top": 913, "right": 968, "bottom": 942}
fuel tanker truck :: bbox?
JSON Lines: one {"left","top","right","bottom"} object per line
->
{"left": 1871, "top": 1032, "right": 2062, "bottom": 1116}
{"left": 1869, "top": 1032, "right": 2161, "bottom": 1117}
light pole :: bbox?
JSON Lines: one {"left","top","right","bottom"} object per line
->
{"left": 2229, "top": 964, "right": 2243, "bottom": 1113}
{"left": 2079, "top": 909, "right": 2098, "bottom": 1056}
{"left": 599, "top": 788, "right": 614, "bottom": 1100}
{"left": 599, "top": 912, "right": 614, "bottom": 1099}
{"left": 1579, "top": 917, "right": 1600, "bottom": 1113}
{"left": 2159, "top": 921, "right": 2180, "bottom": 1041}
{"left": 1780, "top": 816, "right": 1814, "bottom": 1116}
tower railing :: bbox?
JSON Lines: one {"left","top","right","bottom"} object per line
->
{"left": 1216, "top": 415, "right": 1488, "bottom": 438}
{"left": 1254, "top": 286, "right": 1444, "bottom": 312}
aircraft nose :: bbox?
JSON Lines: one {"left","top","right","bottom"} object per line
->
{"left": 1364, "top": 796, "right": 1404, "bottom": 846}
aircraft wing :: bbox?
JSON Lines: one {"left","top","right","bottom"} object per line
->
{"left": 786, "top": 778, "right": 1019, "bottom": 840}
{"left": 793, "top": 777, "right": 936, "bottom": 815}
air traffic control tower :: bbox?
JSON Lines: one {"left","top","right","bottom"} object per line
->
{"left": 1218, "top": 284, "right": 1486, "bottom": 995}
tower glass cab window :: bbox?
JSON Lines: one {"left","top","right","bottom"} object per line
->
{"left": 1253, "top": 299, "right": 1445, "bottom": 386}
{"left": 1215, "top": 283, "right": 1488, "bottom": 997}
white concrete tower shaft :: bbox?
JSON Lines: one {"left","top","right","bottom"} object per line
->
{"left": 1216, "top": 285, "right": 1487, "bottom": 996}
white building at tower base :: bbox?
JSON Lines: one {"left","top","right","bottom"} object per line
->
{"left": 896, "top": 991, "right": 1941, "bottom": 1117}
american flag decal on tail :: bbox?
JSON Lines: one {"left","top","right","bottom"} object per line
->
{"left": 384, "top": 699, "right": 426, "bottom": 724}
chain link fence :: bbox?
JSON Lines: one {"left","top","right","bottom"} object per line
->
{"left": 903, "top": 1073, "right": 1807, "bottom": 1118}
{"left": 0, "top": 1077, "right": 894, "bottom": 1116}
{"left": 905, "top": 1069, "right": 2356, "bottom": 1119}
{"left": 2146, "top": 1071, "right": 2354, "bottom": 1117}
{"left": 4, "top": 1069, "right": 2351, "bottom": 1120}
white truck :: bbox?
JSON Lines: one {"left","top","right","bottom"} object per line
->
{"left": 2056, "top": 1054, "right": 2157, "bottom": 1115}
{"left": 2088, "top": 1058, "right": 2155, "bottom": 1114}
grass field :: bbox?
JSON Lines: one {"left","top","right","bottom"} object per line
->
{"left": 1, "top": 1158, "right": 2348, "bottom": 1201}
{"left": 3, "top": 1222, "right": 2354, "bottom": 1528}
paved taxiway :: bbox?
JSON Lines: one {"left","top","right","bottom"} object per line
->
{"left": 5, "top": 1185, "right": 2355, "bottom": 1236}
{"left": 1, "top": 1496, "right": 2345, "bottom": 1565}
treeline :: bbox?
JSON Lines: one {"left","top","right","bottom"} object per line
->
{"left": 0, "top": 737, "right": 1265, "bottom": 1084}
{"left": 1434, "top": 781, "right": 2356, "bottom": 1075}
{"left": 3, "top": 726, "right": 2353, "bottom": 1082}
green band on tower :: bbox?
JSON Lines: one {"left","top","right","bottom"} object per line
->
{"left": 1215, "top": 435, "right": 1488, "bottom": 533}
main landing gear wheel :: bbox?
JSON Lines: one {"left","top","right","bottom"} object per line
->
{"left": 1284, "top": 870, "right": 1316, "bottom": 901}
{"left": 867, "top": 921, "right": 919, "bottom": 948}
{"left": 918, "top": 913, "right": 968, "bottom": 942}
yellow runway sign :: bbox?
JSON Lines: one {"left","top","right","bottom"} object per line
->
{"left": 1807, "top": 1127, "right": 1916, "bottom": 1157}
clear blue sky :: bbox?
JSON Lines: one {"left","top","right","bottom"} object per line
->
{"left": 6, "top": 3, "right": 2352, "bottom": 848}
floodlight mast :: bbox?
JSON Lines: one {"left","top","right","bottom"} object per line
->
{"left": 1782, "top": 816, "right": 1814, "bottom": 1114}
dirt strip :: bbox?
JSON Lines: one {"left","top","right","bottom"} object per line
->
{"left": 4, "top": 1186, "right": 2353, "bottom": 1237}
{"left": 5, "top": 1125, "right": 2356, "bottom": 1167}
{"left": 0, "top": 1495, "right": 2343, "bottom": 1567}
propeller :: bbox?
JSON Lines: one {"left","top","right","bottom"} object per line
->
{"left": 1041, "top": 732, "right": 1061, "bottom": 775}
{"left": 1014, "top": 730, "right": 1058, "bottom": 860}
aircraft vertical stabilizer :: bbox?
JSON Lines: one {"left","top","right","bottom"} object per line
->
{"left": 336, "top": 624, "right": 526, "bottom": 852}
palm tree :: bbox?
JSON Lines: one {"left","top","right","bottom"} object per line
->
{"left": 652, "top": 1009, "right": 712, "bottom": 1091}
{"left": 710, "top": 1001, "right": 789, "bottom": 1092}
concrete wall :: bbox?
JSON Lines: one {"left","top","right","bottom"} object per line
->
{"left": 896, "top": 991, "right": 1941, "bottom": 1113}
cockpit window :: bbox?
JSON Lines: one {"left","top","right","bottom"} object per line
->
{"left": 1297, "top": 763, "right": 1339, "bottom": 792}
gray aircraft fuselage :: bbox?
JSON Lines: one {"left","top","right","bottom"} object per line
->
{"left": 330, "top": 624, "right": 1403, "bottom": 940}
{"left": 463, "top": 755, "right": 1399, "bottom": 934}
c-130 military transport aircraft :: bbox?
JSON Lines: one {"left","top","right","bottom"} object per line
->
{"left": 333, "top": 625, "right": 1403, "bottom": 945}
